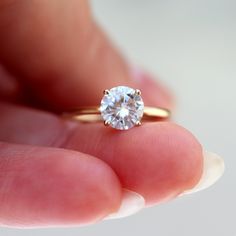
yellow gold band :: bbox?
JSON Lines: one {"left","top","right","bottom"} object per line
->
{"left": 63, "top": 106, "right": 170, "bottom": 123}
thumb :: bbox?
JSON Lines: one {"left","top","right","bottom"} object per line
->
{"left": 0, "top": 0, "right": 172, "bottom": 110}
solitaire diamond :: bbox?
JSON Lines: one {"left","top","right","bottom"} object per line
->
{"left": 100, "top": 86, "right": 144, "bottom": 130}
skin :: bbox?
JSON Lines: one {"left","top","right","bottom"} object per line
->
{"left": 0, "top": 0, "right": 203, "bottom": 227}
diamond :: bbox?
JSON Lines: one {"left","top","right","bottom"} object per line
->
{"left": 100, "top": 86, "right": 144, "bottom": 130}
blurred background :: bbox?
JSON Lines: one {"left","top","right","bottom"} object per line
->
{"left": 1, "top": 0, "right": 235, "bottom": 235}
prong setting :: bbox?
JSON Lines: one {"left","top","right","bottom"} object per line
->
{"left": 135, "top": 121, "right": 142, "bottom": 126}
{"left": 103, "top": 89, "right": 110, "bottom": 95}
{"left": 104, "top": 120, "right": 110, "bottom": 126}
{"left": 135, "top": 89, "right": 141, "bottom": 95}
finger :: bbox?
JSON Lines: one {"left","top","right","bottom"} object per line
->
{"left": 0, "top": 102, "right": 202, "bottom": 205}
{"left": 0, "top": 65, "right": 20, "bottom": 101}
{"left": 0, "top": 0, "right": 172, "bottom": 110}
{"left": 66, "top": 123, "right": 202, "bottom": 205}
{"left": 0, "top": 141, "right": 121, "bottom": 227}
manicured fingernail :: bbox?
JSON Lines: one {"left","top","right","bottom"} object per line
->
{"left": 182, "top": 151, "right": 225, "bottom": 195}
{"left": 105, "top": 189, "right": 145, "bottom": 220}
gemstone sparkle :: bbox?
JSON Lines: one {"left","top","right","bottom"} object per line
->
{"left": 100, "top": 86, "right": 144, "bottom": 130}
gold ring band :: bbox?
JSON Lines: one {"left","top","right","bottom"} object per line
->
{"left": 63, "top": 106, "right": 170, "bottom": 123}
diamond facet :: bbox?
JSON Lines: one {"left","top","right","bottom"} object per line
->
{"left": 100, "top": 86, "right": 144, "bottom": 130}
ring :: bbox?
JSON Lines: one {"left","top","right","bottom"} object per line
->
{"left": 63, "top": 86, "right": 170, "bottom": 130}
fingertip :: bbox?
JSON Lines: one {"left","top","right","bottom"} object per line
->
{"left": 161, "top": 122, "right": 204, "bottom": 194}
{"left": 132, "top": 122, "right": 204, "bottom": 205}
{"left": 65, "top": 122, "right": 203, "bottom": 206}
{"left": 0, "top": 143, "right": 122, "bottom": 227}
{"left": 181, "top": 151, "right": 225, "bottom": 195}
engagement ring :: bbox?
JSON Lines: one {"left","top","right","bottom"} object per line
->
{"left": 64, "top": 86, "right": 170, "bottom": 130}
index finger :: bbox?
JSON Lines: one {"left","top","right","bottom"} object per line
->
{"left": 0, "top": 0, "right": 172, "bottom": 110}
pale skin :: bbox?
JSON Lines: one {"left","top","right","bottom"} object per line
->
{"left": 0, "top": 0, "right": 203, "bottom": 227}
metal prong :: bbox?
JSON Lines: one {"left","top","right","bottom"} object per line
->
{"left": 136, "top": 121, "right": 142, "bottom": 126}
{"left": 104, "top": 120, "right": 110, "bottom": 126}
{"left": 135, "top": 89, "right": 141, "bottom": 95}
{"left": 103, "top": 89, "right": 110, "bottom": 95}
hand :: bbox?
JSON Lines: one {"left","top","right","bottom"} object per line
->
{"left": 0, "top": 0, "right": 224, "bottom": 228}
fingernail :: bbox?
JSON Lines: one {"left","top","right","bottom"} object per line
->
{"left": 182, "top": 151, "right": 225, "bottom": 195}
{"left": 105, "top": 189, "right": 145, "bottom": 220}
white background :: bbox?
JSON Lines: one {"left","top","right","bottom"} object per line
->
{"left": 1, "top": 0, "right": 235, "bottom": 235}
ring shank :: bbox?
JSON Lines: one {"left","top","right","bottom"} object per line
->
{"left": 63, "top": 106, "right": 170, "bottom": 123}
